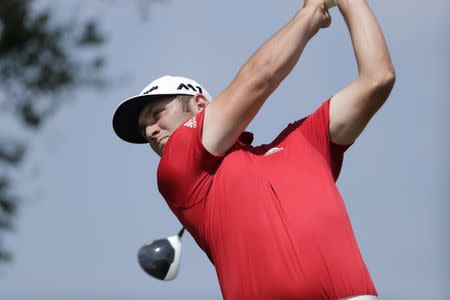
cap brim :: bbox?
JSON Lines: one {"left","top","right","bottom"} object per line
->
{"left": 112, "top": 94, "right": 163, "bottom": 144}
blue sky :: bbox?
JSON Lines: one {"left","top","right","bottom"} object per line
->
{"left": 1, "top": 0, "right": 449, "bottom": 299}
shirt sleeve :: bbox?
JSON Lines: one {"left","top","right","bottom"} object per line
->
{"left": 297, "top": 98, "right": 352, "bottom": 181}
{"left": 157, "top": 109, "right": 223, "bottom": 209}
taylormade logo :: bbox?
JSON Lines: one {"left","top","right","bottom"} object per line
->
{"left": 177, "top": 83, "right": 203, "bottom": 94}
{"left": 142, "top": 83, "right": 203, "bottom": 95}
{"left": 142, "top": 86, "right": 158, "bottom": 94}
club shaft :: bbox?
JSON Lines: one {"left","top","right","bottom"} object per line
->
{"left": 177, "top": 227, "right": 185, "bottom": 238}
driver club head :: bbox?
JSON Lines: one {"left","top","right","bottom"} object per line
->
{"left": 137, "top": 228, "right": 185, "bottom": 281}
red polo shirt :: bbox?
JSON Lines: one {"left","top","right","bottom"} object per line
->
{"left": 158, "top": 99, "right": 377, "bottom": 300}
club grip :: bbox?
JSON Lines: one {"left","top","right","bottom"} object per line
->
{"left": 325, "top": 0, "right": 337, "bottom": 9}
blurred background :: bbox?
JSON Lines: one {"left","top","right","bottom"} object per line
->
{"left": 0, "top": 0, "right": 448, "bottom": 299}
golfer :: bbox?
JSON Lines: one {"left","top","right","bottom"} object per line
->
{"left": 113, "top": 0, "right": 395, "bottom": 299}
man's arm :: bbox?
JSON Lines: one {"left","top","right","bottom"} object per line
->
{"left": 329, "top": 0, "right": 396, "bottom": 145}
{"left": 202, "top": 1, "right": 331, "bottom": 155}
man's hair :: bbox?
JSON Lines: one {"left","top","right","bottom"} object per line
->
{"left": 176, "top": 94, "right": 193, "bottom": 103}
{"left": 176, "top": 94, "right": 194, "bottom": 112}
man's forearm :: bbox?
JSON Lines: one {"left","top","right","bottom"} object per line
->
{"left": 202, "top": 2, "right": 330, "bottom": 155}
{"left": 327, "top": 0, "right": 395, "bottom": 145}
{"left": 338, "top": 0, "right": 395, "bottom": 80}
{"left": 235, "top": 5, "right": 326, "bottom": 98}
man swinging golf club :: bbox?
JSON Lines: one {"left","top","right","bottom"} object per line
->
{"left": 113, "top": 0, "right": 395, "bottom": 299}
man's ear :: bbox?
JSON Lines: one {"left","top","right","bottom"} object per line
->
{"left": 191, "top": 94, "right": 209, "bottom": 112}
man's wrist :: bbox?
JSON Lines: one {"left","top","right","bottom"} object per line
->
{"left": 325, "top": 0, "right": 337, "bottom": 9}
{"left": 298, "top": 5, "right": 325, "bottom": 38}
{"left": 336, "top": 0, "right": 368, "bottom": 19}
{"left": 337, "top": 0, "right": 365, "bottom": 10}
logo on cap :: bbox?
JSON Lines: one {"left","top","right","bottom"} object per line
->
{"left": 143, "top": 86, "right": 159, "bottom": 94}
{"left": 177, "top": 83, "right": 203, "bottom": 94}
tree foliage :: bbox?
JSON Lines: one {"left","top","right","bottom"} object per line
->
{"left": 0, "top": 0, "right": 105, "bottom": 262}
{"left": 0, "top": 0, "right": 169, "bottom": 264}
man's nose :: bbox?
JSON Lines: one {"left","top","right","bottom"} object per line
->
{"left": 145, "top": 124, "right": 160, "bottom": 140}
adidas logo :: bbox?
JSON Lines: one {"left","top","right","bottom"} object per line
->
{"left": 184, "top": 117, "right": 197, "bottom": 128}
{"left": 264, "top": 147, "right": 284, "bottom": 157}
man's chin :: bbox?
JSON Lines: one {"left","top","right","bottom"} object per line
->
{"left": 149, "top": 143, "right": 162, "bottom": 156}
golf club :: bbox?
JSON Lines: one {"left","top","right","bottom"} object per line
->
{"left": 325, "top": 0, "right": 337, "bottom": 9}
{"left": 137, "top": 227, "right": 185, "bottom": 281}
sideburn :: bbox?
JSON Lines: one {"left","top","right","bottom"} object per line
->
{"left": 176, "top": 95, "right": 194, "bottom": 113}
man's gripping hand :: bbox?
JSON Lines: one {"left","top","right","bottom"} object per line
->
{"left": 303, "top": 0, "right": 332, "bottom": 29}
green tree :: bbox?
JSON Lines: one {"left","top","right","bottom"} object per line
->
{"left": 0, "top": 0, "right": 106, "bottom": 262}
{"left": 0, "top": 0, "right": 167, "bottom": 263}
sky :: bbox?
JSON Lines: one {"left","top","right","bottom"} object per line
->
{"left": 1, "top": 0, "right": 449, "bottom": 299}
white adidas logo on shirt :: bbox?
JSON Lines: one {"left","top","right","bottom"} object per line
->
{"left": 264, "top": 147, "right": 284, "bottom": 157}
{"left": 184, "top": 117, "right": 197, "bottom": 128}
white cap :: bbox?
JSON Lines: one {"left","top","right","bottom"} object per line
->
{"left": 112, "top": 75, "right": 211, "bottom": 144}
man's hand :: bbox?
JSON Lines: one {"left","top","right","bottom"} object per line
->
{"left": 303, "top": 0, "right": 332, "bottom": 29}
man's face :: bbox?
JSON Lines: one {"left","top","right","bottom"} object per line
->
{"left": 138, "top": 95, "right": 198, "bottom": 156}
